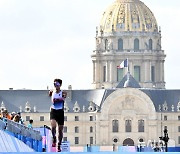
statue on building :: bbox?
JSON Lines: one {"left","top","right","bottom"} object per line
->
{"left": 108, "top": 39, "right": 113, "bottom": 50}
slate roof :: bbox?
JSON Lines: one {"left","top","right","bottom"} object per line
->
{"left": 65, "top": 89, "right": 105, "bottom": 112}
{"left": 0, "top": 90, "right": 50, "bottom": 113}
{"left": 141, "top": 89, "right": 180, "bottom": 112}
{"left": 0, "top": 89, "right": 105, "bottom": 113}
{"left": 116, "top": 73, "right": 141, "bottom": 88}
{"left": 0, "top": 88, "right": 180, "bottom": 113}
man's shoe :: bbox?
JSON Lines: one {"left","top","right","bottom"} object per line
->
{"left": 52, "top": 137, "right": 56, "bottom": 147}
{"left": 52, "top": 142, "right": 56, "bottom": 147}
{"left": 57, "top": 143, "right": 61, "bottom": 152}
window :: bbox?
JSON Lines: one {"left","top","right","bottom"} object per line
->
{"left": 103, "top": 66, "right": 106, "bottom": 82}
{"left": 64, "top": 116, "right": 67, "bottom": 121}
{"left": 26, "top": 116, "right": 30, "bottom": 121}
{"left": 134, "top": 66, "right": 141, "bottom": 82}
{"left": 125, "top": 120, "right": 132, "bottom": 132}
{"left": 149, "top": 39, "right": 153, "bottom": 50}
{"left": 105, "top": 39, "right": 108, "bottom": 50}
{"left": 75, "top": 126, "right": 79, "bottom": 133}
{"left": 134, "top": 38, "right": 139, "bottom": 51}
{"left": 25, "top": 107, "right": 30, "bottom": 112}
{"left": 90, "top": 137, "right": 93, "bottom": 145}
{"left": 90, "top": 116, "right": 93, "bottom": 121}
{"left": 164, "top": 116, "right": 167, "bottom": 121}
{"left": 112, "top": 120, "right": 119, "bottom": 132}
{"left": 139, "top": 138, "right": 144, "bottom": 142}
{"left": 138, "top": 120, "right": 144, "bottom": 132}
{"left": 118, "top": 38, "right": 123, "bottom": 50}
{"left": 40, "top": 116, "right": 44, "bottom": 121}
{"left": 64, "top": 126, "right": 67, "bottom": 133}
{"left": 178, "top": 126, "right": 180, "bottom": 132}
{"left": 75, "top": 137, "right": 79, "bottom": 144}
{"left": 179, "top": 136, "right": 180, "bottom": 144}
{"left": 113, "top": 138, "right": 118, "bottom": 143}
{"left": 178, "top": 116, "right": 180, "bottom": 120}
{"left": 63, "top": 137, "right": 67, "bottom": 142}
{"left": 75, "top": 116, "right": 79, "bottom": 121}
{"left": 90, "top": 126, "right": 93, "bottom": 133}
{"left": 117, "top": 68, "right": 123, "bottom": 82}
{"left": 151, "top": 66, "right": 155, "bottom": 82}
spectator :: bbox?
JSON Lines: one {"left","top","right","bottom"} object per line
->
{"left": 27, "top": 119, "right": 33, "bottom": 128}
{"left": 12, "top": 114, "right": 20, "bottom": 123}
{"left": 17, "top": 112, "right": 24, "bottom": 124}
{"left": 2, "top": 110, "right": 11, "bottom": 120}
{"left": 11, "top": 112, "right": 16, "bottom": 120}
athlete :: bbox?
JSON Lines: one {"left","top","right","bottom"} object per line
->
{"left": 49, "top": 78, "right": 67, "bottom": 152}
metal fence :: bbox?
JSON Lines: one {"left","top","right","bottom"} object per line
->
{"left": 0, "top": 118, "right": 42, "bottom": 152}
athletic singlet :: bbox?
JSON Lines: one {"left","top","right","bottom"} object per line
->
{"left": 51, "top": 90, "right": 64, "bottom": 110}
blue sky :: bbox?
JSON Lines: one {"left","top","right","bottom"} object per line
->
{"left": 0, "top": 0, "right": 179, "bottom": 90}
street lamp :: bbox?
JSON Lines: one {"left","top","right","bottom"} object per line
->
{"left": 159, "top": 128, "right": 169, "bottom": 152}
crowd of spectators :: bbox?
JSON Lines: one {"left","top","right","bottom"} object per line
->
{"left": 0, "top": 109, "right": 26, "bottom": 126}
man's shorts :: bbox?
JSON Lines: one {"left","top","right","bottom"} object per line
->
{"left": 50, "top": 108, "right": 64, "bottom": 125}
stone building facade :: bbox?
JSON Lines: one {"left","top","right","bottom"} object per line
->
{"left": 92, "top": 0, "right": 166, "bottom": 89}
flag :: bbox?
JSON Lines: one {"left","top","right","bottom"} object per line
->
{"left": 117, "top": 59, "right": 128, "bottom": 69}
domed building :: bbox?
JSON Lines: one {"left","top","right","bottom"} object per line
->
{"left": 0, "top": 0, "right": 180, "bottom": 150}
{"left": 92, "top": 0, "right": 165, "bottom": 89}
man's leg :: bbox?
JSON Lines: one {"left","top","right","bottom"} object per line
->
{"left": 57, "top": 125, "right": 64, "bottom": 151}
{"left": 51, "top": 119, "right": 57, "bottom": 147}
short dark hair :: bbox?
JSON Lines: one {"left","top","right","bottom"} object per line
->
{"left": 54, "top": 78, "right": 62, "bottom": 85}
{"left": 29, "top": 119, "right": 33, "bottom": 124}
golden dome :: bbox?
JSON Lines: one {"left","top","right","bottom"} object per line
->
{"left": 100, "top": 0, "right": 158, "bottom": 33}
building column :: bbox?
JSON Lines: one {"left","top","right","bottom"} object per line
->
{"left": 96, "top": 60, "right": 101, "bottom": 88}
{"left": 109, "top": 60, "right": 114, "bottom": 83}
{"left": 93, "top": 61, "right": 96, "bottom": 83}
{"left": 106, "top": 61, "right": 109, "bottom": 82}
{"left": 160, "top": 60, "right": 165, "bottom": 82}
{"left": 145, "top": 60, "right": 151, "bottom": 82}
{"left": 156, "top": 60, "right": 160, "bottom": 82}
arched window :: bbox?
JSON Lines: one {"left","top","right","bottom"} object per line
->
{"left": 105, "top": 39, "right": 108, "bottom": 50}
{"left": 125, "top": 120, "right": 131, "bottom": 132}
{"left": 138, "top": 120, "right": 144, "bottom": 132}
{"left": 118, "top": 38, "right": 123, "bottom": 51}
{"left": 112, "top": 120, "right": 119, "bottom": 132}
{"left": 149, "top": 39, "right": 153, "bottom": 50}
{"left": 134, "top": 38, "right": 139, "bottom": 51}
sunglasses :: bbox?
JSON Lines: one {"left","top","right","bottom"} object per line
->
{"left": 54, "top": 82, "right": 60, "bottom": 87}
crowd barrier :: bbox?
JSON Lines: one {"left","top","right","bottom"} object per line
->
{"left": 34, "top": 125, "right": 52, "bottom": 152}
{"left": 1, "top": 119, "right": 180, "bottom": 152}
{"left": 0, "top": 118, "right": 42, "bottom": 152}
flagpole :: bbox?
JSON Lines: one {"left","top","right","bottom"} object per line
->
{"left": 127, "top": 58, "right": 129, "bottom": 73}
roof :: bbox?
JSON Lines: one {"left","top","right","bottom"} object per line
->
{"left": 100, "top": 0, "right": 158, "bottom": 33}
{"left": 0, "top": 89, "right": 105, "bottom": 113}
{"left": 0, "top": 88, "right": 180, "bottom": 113}
{"left": 116, "top": 73, "right": 141, "bottom": 88}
